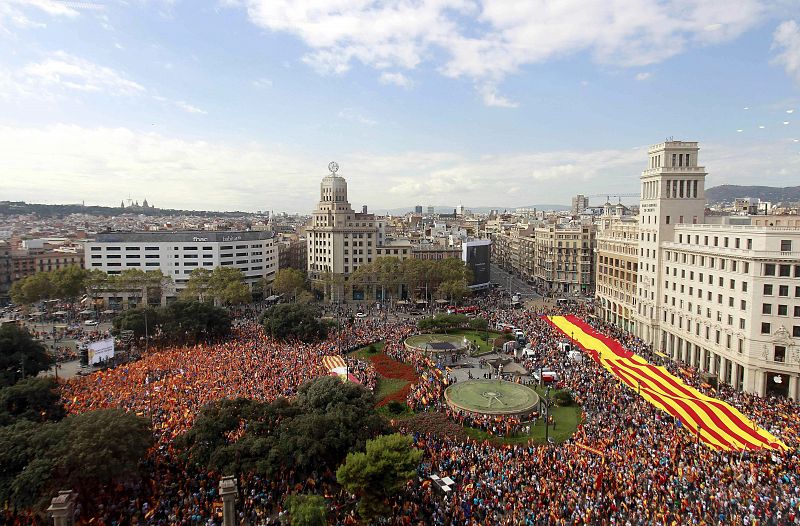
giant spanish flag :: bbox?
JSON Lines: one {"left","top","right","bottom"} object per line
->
{"left": 547, "top": 315, "right": 787, "bottom": 451}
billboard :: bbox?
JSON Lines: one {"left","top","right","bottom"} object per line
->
{"left": 87, "top": 338, "right": 115, "bottom": 365}
{"left": 462, "top": 239, "right": 491, "bottom": 289}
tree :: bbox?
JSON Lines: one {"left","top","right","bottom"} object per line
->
{"left": 50, "top": 266, "right": 90, "bottom": 301}
{"left": 418, "top": 313, "right": 468, "bottom": 332}
{"left": 111, "top": 306, "right": 161, "bottom": 340}
{"left": 468, "top": 317, "right": 488, "bottom": 331}
{"left": 0, "top": 377, "right": 65, "bottom": 426}
{"left": 0, "top": 324, "right": 51, "bottom": 388}
{"left": 160, "top": 300, "right": 232, "bottom": 344}
{"left": 286, "top": 494, "right": 327, "bottom": 526}
{"left": 111, "top": 301, "right": 230, "bottom": 346}
{"left": 182, "top": 378, "right": 385, "bottom": 479}
{"left": 261, "top": 304, "right": 327, "bottom": 342}
{"left": 273, "top": 268, "right": 308, "bottom": 300}
{"left": 182, "top": 267, "right": 251, "bottom": 306}
{"left": 336, "top": 433, "right": 422, "bottom": 520}
{"left": 0, "top": 409, "right": 152, "bottom": 510}
{"left": 274, "top": 377, "right": 386, "bottom": 473}
{"left": 10, "top": 273, "right": 54, "bottom": 305}
{"left": 180, "top": 268, "right": 213, "bottom": 303}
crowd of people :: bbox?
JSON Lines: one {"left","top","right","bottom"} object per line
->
{"left": 5, "top": 293, "right": 800, "bottom": 525}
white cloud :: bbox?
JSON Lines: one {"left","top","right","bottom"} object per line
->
{"left": 635, "top": 72, "right": 652, "bottom": 81}
{"left": 2, "top": 125, "right": 798, "bottom": 213}
{"left": 0, "top": 0, "right": 79, "bottom": 34}
{"left": 175, "top": 100, "right": 207, "bottom": 114}
{"left": 478, "top": 84, "right": 517, "bottom": 108}
{"left": 338, "top": 108, "right": 377, "bottom": 126}
{"left": 19, "top": 51, "right": 144, "bottom": 96}
{"left": 0, "top": 124, "right": 319, "bottom": 212}
{"left": 379, "top": 71, "right": 413, "bottom": 88}
{"left": 232, "top": 0, "right": 764, "bottom": 106}
{"left": 772, "top": 20, "right": 800, "bottom": 83}
{"left": 252, "top": 77, "right": 273, "bottom": 88}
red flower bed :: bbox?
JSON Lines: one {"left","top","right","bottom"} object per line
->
{"left": 369, "top": 354, "right": 418, "bottom": 407}
{"left": 369, "top": 354, "right": 417, "bottom": 381}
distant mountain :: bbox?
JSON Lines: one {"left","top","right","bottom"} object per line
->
{"left": 373, "top": 204, "right": 571, "bottom": 215}
{"left": 0, "top": 201, "right": 258, "bottom": 218}
{"left": 705, "top": 185, "right": 800, "bottom": 205}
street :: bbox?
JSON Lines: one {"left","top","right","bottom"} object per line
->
{"left": 490, "top": 263, "right": 540, "bottom": 298}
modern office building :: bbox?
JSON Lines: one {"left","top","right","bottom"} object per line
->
{"left": 462, "top": 239, "right": 491, "bottom": 290}
{"left": 85, "top": 231, "right": 277, "bottom": 292}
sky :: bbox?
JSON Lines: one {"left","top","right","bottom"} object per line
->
{"left": 0, "top": 0, "right": 799, "bottom": 214}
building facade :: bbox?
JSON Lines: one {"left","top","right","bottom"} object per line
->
{"left": 634, "top": 140, "right": 706, "bottom": 345}
{"left": 85, "top": 231, "right": 276, "bottom": 292}
{"left": 658, "top": 224, "right": 800, "bottom": 398}
{"left": 533, "top": 224, "right": 596, "bottom": 295}
{"left": 596, "top": 140, "right": 800, "bottom": 398}
{"left": 595, "top": 212, "right": 639, "bottom": 332}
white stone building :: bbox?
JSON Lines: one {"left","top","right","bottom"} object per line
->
{"left": 85, "top": 230, "right": 277, "bottom": 295}
{"left": 599, "top": 139, "right": 800, "bottom": 398}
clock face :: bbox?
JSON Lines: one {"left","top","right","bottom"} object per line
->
{"left": 328, "top": 161, "right": 339, "bottom": 174}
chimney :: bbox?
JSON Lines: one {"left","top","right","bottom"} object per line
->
{"left": 362, "top": 205, "right": 368, "bottom": 214}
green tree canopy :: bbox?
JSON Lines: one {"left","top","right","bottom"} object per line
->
{"left": 272, "top": 268, "right": 308, "bottom": 299}
{"left": 0, "top": 377, "right": 65, "bottom": 426}
{"left": 286, "top": 494, "right": 327, "bottom": 526}
{"left": 112, "top": 300, "right": 231, "bottom": 346}
{"left": 468, "top": 317, "right": 489, "bottom": 331}
{"left": 0, "top": 324, "right": 51, "bottom": 388}
{"left": 261, "top": 303, "right": 327, "bottom": 342}
{"left": 336, "top": 433, "right": 422, "bottom": 520}
{"left": 181, "top": 267, "right": 251, "bottom": 306}
{"left": 181, "top": 378, "right": 386, "bottom": 479}
{"left": 0, "top": 409, "right": 153, "bottom": 510}
{"left": 417, "top": 313, "right": 469, "bottom": 332}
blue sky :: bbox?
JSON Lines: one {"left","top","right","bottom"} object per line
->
{"left": 1, "top": 0, "right": 799, "bottom": 213}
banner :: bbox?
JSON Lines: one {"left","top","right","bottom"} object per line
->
{"left": 88, "top": 338, "right": 115, "bottom": 365}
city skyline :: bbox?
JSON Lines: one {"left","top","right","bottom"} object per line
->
{"left": 1, "top": 1, "right": 799, "bottom": 213}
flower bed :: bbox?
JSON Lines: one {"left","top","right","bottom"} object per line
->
{"left": 369, "top": 354, "right": 418, "bottom": 407}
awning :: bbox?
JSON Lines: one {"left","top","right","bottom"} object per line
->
{"left": 435, "top": 299, "right": 449, "bottom": 304}
{"left": 265, "top": 294, "right": 282, "bottom": 302}
{"left": 79, "top": 310, "right": 93, "bottom": 315}
{"left": 396, "top": 300, "right": 410, "bottom": 305}
{"left": 415, "top": 300, "right": 428, "bottom": 304}
{"left": 52, "top": 311, "right": 68, "bottom": 315}
{"left": 29, "top": 311, "right": 44, "bottom": 316}
{"left": 102, "top": 309, "right": 116, "bottom": 314}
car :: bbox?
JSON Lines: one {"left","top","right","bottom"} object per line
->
{"left": 84, "top": 319, "right": 99, "bottom": 326}
{"left": 355, "top": 312, "right": 367, "bottom": 318}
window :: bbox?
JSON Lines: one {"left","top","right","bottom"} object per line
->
{"left": 762, "top": 303, "right": 772, "bottom": 315}
{"left": 764, "top": 264, "right": 776, "bottom": 276}
{"left": 90, "top": 246, "right": 101, "bottom": 251}
{"left": 775, "top": 346, "right": 786, "bottom": 362}
{"left": 761, "top": 322, "right": 771, "bottom": 334}
{"left": 778, "top": 304, "right": 788, "bottom": 316}
{"left": 781, "top": 240, "right": 792, "bottom": 252}
{"left": 794, "top": 326, "right": 800, "bottom": 338}
{"left": 764, "top": 284, "right": 773, "bottom": 295}
{"left": 795, "top": 306, "right": 800, "bottom": 317}
{"left": 779, "top": 285, "right": 789, "bottom": 297}
{"left": 665, "top": 216, "right": 670, "bottom": 225}
{"left": 779, "top": 265, "right": 791, "bottom": 277}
